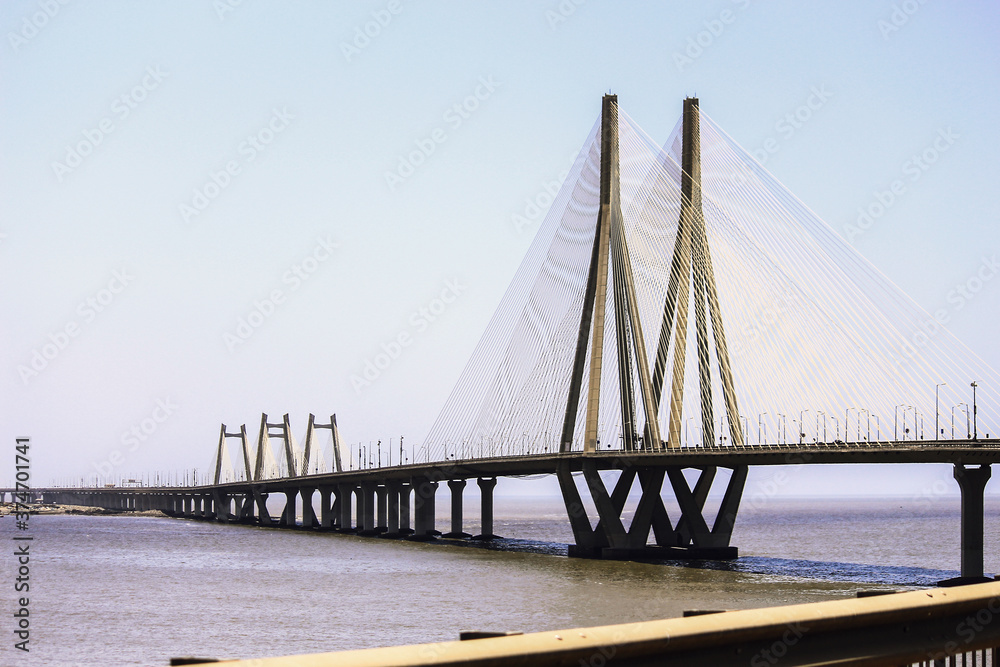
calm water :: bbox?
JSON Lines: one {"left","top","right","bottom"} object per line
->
{"left": 4, "top": 495, "right": 999, "bottom": 666}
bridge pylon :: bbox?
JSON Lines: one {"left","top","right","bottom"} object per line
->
{"left": 558, "top": 95, "right": 748, "bottom": 560}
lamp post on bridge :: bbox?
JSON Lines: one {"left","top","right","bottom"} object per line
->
{"left": 816, "top": 411, "right": 826, "bottom": 443}
{"left": 935, "top": 383, "right": 947, "bottom": 441}
{"left": 971, "top": 381, "right": 979, "bottom": 441}
{"left": 845, "top": 407, "right": 856, "bottom": 444}
{"left": 799, "top": 409, "right": 809, "bottom": 445}
{"left": 860, "top": 409, "right": 871, "bottom": 442}
{"left": 831, "top": 415, "right": 840, "bottom": 443}
{"left": 777, "top": 413, "right": 787, "bottom": 445}
{"left": 758, "top": 412, "right": 767, "bottom": 446}
{"left": 894, "top": 404, "right": 909, "bottom": 441}
{"left": 952, "top": 403, "right": 970, "bottom": 439}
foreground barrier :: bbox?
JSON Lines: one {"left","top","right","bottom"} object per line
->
{"left": 178, "top": 581, "right": 1000, "bottom": 666}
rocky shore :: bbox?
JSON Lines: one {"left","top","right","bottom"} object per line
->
{"left": 0, "top": 502, "right": 167, "bottom": 517}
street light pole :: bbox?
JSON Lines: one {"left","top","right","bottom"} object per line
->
{"left": 971, "top": 381, "right": 978, "bottom": 440}
{"left": 758, "top": 412, "right": 767, "bottom": 446}
{"left": 936, "top": 383, "right": 947, "bottom": 441}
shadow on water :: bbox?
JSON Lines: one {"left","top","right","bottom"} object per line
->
{"left": 437, "top": 536, "right": 963, "bottom": 587}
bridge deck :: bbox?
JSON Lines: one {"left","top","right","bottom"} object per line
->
{"left": 10, "top": 440, "right": 1000, "bottom": 495}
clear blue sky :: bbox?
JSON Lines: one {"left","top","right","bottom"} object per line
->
{"left": 2, "top": 1, "right": 999, "bottom": 496}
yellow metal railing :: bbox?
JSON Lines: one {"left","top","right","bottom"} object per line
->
{"left": 178, "top": 581, "right": 1000, "bottom": 666}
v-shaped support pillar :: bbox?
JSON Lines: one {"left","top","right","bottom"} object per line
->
{"left": 559, "top": 462, "right": 745, "bottom": 560}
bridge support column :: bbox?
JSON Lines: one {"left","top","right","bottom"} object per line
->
{"left": 337, "top": 483, "right": 354, "bottom": 532}
{"left": 410, "top": 478, "right": 438, "bottom": 541}
{"left": 205, "top": 495, "right": 218, "bottom": 520}
{"left": 382, "top": 484, "right": 401, "bottom": 538}
{"left": 318, "top": 487, "right": 334, "bottom": 529}
{"left": 399, "top": 482, "right": 412, "bottom": 535}
{"left": 474, "top": 477, "right": 498, "bottom": 539}
{"left": 357, "top": 483, "right": 378, "bottom": 535}
{"left": 236, "top": 493, "right": 253, "bottom": 522}
{"left": 941, "top": 464, "right": 992, "bottom": 585}
{"left": 375, "top": 485, "right": 388, "bottom": 534}
{"left": 560, "top": 463, "right": 742, "bottom": 560}
{"left": 444, "top": 479, "right": 471, "bottom": 538}
{"left": 253, "top": 488, "right": 271, "bottom": 525}
{"left": 280, "top": 490, "right": 297, "bottom": 527}
{"left": 331, "top": 487, "right": 342, "bottom": 529}
{"left": 214, "top": 492, "right": 231, "bottom": 522}
{"left": 300, "top": 488, "right": 318, "bottom": 528}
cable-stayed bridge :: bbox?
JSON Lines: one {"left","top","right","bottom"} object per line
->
{"left": 14, "top": 95, "right": 1000, "bottom": 583}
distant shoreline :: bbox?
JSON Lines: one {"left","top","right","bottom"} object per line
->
{"left": 0, "top": 502, "right": 167, "bottom": 517}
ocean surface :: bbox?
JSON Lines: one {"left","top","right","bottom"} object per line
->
{"left": 3, "top": 494, "right": 999, "bottom": 666}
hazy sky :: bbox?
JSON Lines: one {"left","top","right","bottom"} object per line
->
{"left": 2, "top": 1, "right": 999, "bottom": 497}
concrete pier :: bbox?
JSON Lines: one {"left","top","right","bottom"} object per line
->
{"left": 358, "top": 483, "right": 377, "bottom": 535}
{"left": 376, "top": 485, "right": 388, "bottom": 533}
{"left": 336, "top": 483, "right": 354, "bottom": 531}
{"left": 941, "top": 463, "right": 993, "bottom": 585}
{"left": 411, "top": 478, "right": 438, "bottom": 540}
{"left": 382, "top": 484, "right": 401, "bottom": 538}
{"left": 319, "top": 487, "right": 334, "bottom": 529}
{"left": 281, "top": 490, "right": 297, "bottom": 527}
{"left": 300, "top": 487, "right": 318, "bottom": 528}
{"left": 399, "top": 482, "right": 412, "bottom": 535}
{"left": 444, "top": 479, "right": 471, "bottom": 538}
{"left": 475, "top": 477, "right": 498, "bottom": 539}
